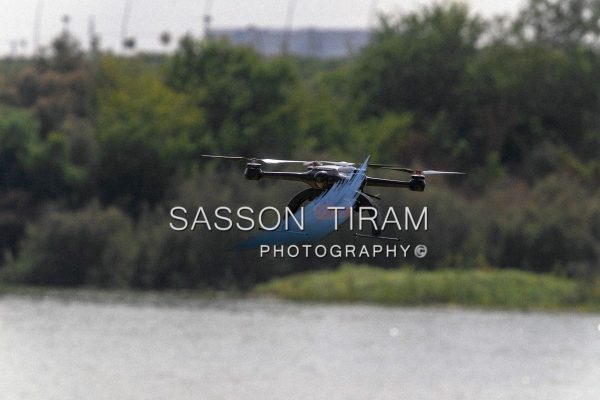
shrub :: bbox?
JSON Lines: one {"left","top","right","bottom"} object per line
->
{"left": 130, "top": 170, "right": 300, "bottom": 289}
{"left": 4, "top": 204, "right": 137, "bottom": 287}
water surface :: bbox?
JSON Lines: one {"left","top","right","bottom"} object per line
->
{"left": 1, "top": 294, "right": 599, "bottom": 399}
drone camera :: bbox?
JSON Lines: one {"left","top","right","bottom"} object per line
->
{"left": 244, "top": 163, "right": 263, "bottom": 180}
{"left": 314, "top": 171, "right": 329, "bottom": 189}
{"left": 409, "top": 175, "right": 426, "bottom": 192}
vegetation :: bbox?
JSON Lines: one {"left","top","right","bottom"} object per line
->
{"left": 2, "top": 204, "right": 136, "bottom": 287}
{"left": 0, "top": 0, "right": 599, "bottom": 298}
{"left": 257, "top": 264, "right": 600, "bottom": 310}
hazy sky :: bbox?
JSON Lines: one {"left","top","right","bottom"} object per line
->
{"left": 0, "top": 0, "right": 524, "bottom": 55}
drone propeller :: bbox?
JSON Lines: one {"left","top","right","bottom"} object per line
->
{"left": 368, "top": 164, "right": 465, "bottom": 176}
{"left": 202, "top": 155, "right": 356, "bottom": 166}
{"left": 318, "top": 160, "right": 355, "bottom": 166}
{"left": 202, "top": 155, "right": 465, "bottom": 174}
{"left": 202, "top": 155, "right": 309, "bottom": 165}
{"left": 202, "top": 155, "right": 248, "bottom": 161}
{"left": 261, "top": 158, "right": 310, "bottom": 165}
{"left": 368, "top": 164, "right": 414, "bottom": 173}
{"left": 419, "top": 170, "right": 466, "bottom": 176}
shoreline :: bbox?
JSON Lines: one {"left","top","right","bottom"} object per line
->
{"left": 3, "top": 265, "right": 600, "bottom": 313}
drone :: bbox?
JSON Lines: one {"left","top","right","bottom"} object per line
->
{"left": 202, "top": 155, "right": 465, "bottom": 237}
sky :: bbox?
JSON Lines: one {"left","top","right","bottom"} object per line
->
{"left": 0, "top": 0, "right": 525, "bottom": 55}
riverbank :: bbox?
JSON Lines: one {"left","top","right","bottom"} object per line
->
{"left": 256, "top": 264, "right": 600, "bottom": 311}
{"left": 3, "top": 264, "right": 599, "bottom": 311}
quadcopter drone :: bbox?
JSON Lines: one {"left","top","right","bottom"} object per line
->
{"left": 202, "top": 155, "right": 465, "bottom": 236}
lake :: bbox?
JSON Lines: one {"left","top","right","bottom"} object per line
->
{"left": 1, "top": 293, "right": 599, "bottom": 399}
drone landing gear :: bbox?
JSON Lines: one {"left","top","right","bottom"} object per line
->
{"left": 353, "top": 233, "right": 401, "bottom": 241}
{"left": 354, "top": 192, "right": 381, "bottom": 237}
{"left": 287, "top": 188, "right": 381, "bottom": 237}
{"left": 287, "top": 189, "right": 383, "bottom": 237}
{"left": 287, "top": 188, "right": 324, "bottom": 213}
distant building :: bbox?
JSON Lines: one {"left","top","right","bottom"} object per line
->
{"left": 211, "top": 27, "right": 371, "bottom": 58}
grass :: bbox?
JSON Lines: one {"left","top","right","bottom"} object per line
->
{"left": 256, "top": 264, "right": 600, "bottom": 311}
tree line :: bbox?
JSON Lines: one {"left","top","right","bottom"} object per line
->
{"left": 0, "top": 0, "right": 598, "bottom": 288}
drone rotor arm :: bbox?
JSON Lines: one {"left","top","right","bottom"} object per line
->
{"left": 368, "top": 164, "right": 415, "bottom": 173}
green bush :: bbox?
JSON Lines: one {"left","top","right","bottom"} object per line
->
{"left": 130, "top": 170, "right": 302, "bottom": 289}
{"left": 4, "top": 204, "right": 137, "bottom": 287}
{"left": 486, "top": 175, "right": 600, "bottom": 275}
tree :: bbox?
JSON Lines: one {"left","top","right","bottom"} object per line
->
{"left": 514, "top": 0, "right": 600, "bottom": 46}
{"left": 166, "top": 37, "right": 304, "bottom": 157}
{"left": 0, "top": 108, "right": 39, "bottom": 190}
{"left": 11, "top": 32, "right": 95, "bottom": 136}
{"left": 0, "top": 108, "right": 86, "bottom": 258}
{"left": 95, "top": 57, "right": 206, "bottom": 213}
{"left": 159, "top": 31, "right": 172, "bottom": 47}
{"left": 460, "top": 41, "right": 600, "bottom": 167}
{"left": 349, "top": 3, "right": 484, "bottom": 121}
